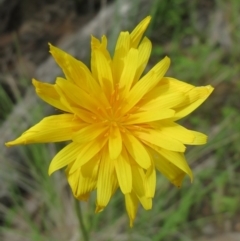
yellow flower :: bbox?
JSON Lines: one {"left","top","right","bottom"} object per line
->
{"left": 6, "top": 16, "right": 213, "bottom": 226}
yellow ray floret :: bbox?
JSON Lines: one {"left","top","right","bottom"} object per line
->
{"left": 6, "top": 16, "right": 214, "bottom": 226}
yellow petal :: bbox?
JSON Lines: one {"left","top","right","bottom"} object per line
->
{"left": 49, "top": 44, "right": 94, "bottom": 92}
{"left": 131, "top": 164, "right": 152, "bottom": 210}
{"left": 6, "top": 114, "right": 82, "bottom": 147}
{"left": 173, "top": 85, "right": 214, "bottom": 120}
{"left": 132, "top": 37, "right": 152, "bottom": 85}
{"left": 56, "top": 78, "right": 108, "bottom": 118}
{"left": 32, "top": 79, "right": 70, "bottom": 112}
{"left": 135, "top": 129, "right": 186, "bottom": 152}
{"left": 138, "top": 196, "right": 152, "bottom": 210}
{"left": 80, "top": 154, "right": 100, "bottom": 177}
{"left": 190, "top": 131, "right": 208, "bottom": 145}
{"left": 112, "top": 32, "right": 131, "bottom": 84}
{"left": 119, "top": 48, "right": 138, "bottom": 94}
{"left": 90, "top": 36, "right": 110, "bottom": 83}
{"left": 125, "top": 192, "right": 139, "bottom": 227}
{"left": 70, "top": 139, "right": 107, "bottom": 173}
{"left": 67, "top": 106, "right": 98, "bottom": 124}
{"left": 93, "top": 49, "right": 113, "bottom": 97}
{"left": 131, "top": 164, "right": 146, "bottom": 198}
{"left": 66, "top": 165, "right": 79, "bottom": 197}
{"left": 76, "top": 156, "right": 100, "bottom": 199}
{"left": 123, "top": 56, "right": 170, "bottom": 114}
{"left": 124, "top": 109, "right": 175, "bottom": 124}
{"left": 161, "top": 77, "right": 194, "bottom": 93}
{"left": 150, "top": 148, "right": 190, "bottom": 187}
{"left": 137, "top": 80, "right": 174, "bottom": 105}
{"left": 49, "top": 142, "right": 82, "bottom": 175}
{"left": 150, "top": 121, "right": 207, "bottom": 145}
{"left": 139, "top": 92, "right": 186, "bottom": 111}
{"left": 73, "top": 124, "right": 108, "bottom": 143}
{"left": 55, "top": 85, "right": 103, "bottom": 124}
{"left": 95, "top": 172, "right": 118, "bottom": 214}
{"left": 108, "top": 125, "right": 122, "bottom": 160}
{"left": 90, "top": 36, "right": 99, "bottom": 81}
{"left": 55, "top": 95, "right": 93, "bottom": 124}
{"left": 130, "top": 16, "right": 151, "bottom": 48}
{"left": 114, "top": 148, "right": 132, "bottom": 194}
{"left": 158, "top": 148, "right": 193, "bottom": 182}
{"left": 66, "top": 162, "right": 93, "bottom": 201}
{"left": 122, "top": 132, "right": 151, "bottom": 169}
{"left": 97, "top": 147, "right": 116, "bottom": 209}
{"left": 55, "top": 77, "right": 101, "bottom": 114}
{"left": 91, "top": 35, "right": 111, "bottom": 67}
{"left": 145, "top": 163, "right": 156, "bottom": 198}
{"left": 111, "top": 170, "right": 119, "bottom": 195}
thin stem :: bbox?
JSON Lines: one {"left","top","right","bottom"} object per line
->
{"left": 74, "top": 199, "right": 89, "bottom": 241}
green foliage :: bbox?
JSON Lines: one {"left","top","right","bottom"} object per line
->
{"left": 0, "top": 84, "right": 14, "bottom": 124}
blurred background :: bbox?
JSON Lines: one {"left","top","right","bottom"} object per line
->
{"left": 1, "top": 0, "right": 240, "bottom": 240}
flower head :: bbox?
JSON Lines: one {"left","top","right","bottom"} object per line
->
{"left": 6, "top": 16, "right": 213, "bottom": 226}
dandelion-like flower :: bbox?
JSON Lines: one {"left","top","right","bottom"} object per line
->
{"left": 6, "top": 16, "right": 213, "bottom": 226}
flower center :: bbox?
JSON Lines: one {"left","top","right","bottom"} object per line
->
{"left": 104, "top": 84, "right": 123, "bottom": 122}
